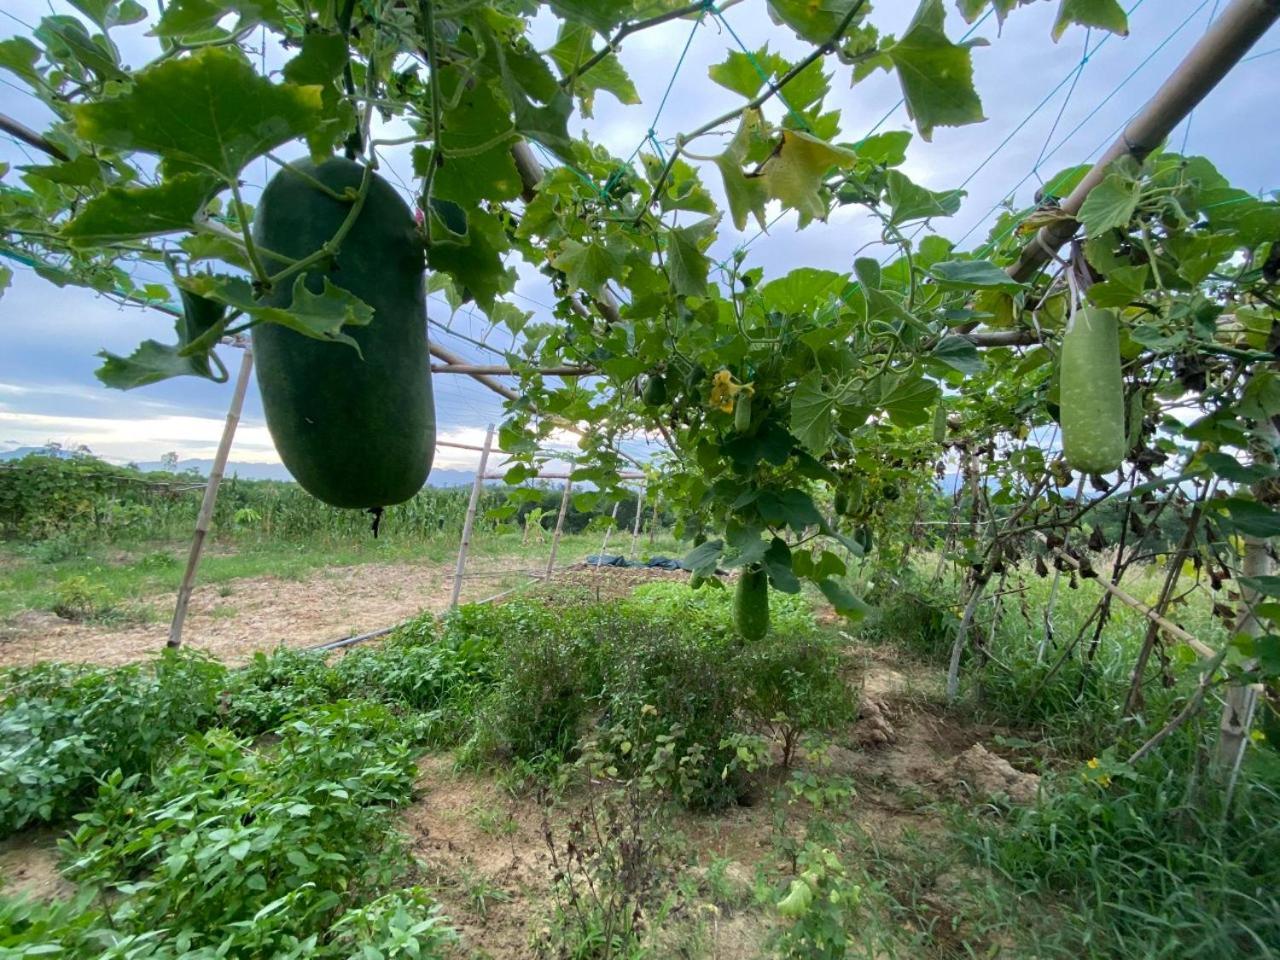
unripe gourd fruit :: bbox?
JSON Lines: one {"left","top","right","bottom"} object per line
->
{"left": 252, "top": 157, "right": 435, "bottom": 509}
{"left": 1060, "top": 306, "right": 1125, "bottom": 475}
{"left": 734, "top": 564, "right": 769, "bottom": 641}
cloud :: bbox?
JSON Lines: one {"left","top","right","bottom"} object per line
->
{"left": 0, "top": 409, "right": 280, "bottom": 463}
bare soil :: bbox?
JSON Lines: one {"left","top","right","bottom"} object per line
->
{"left": 0, "top": 827, "right": 73, "bottom": 902}
{"left": 0, "top": 561, "right": 687, "bottom": 670}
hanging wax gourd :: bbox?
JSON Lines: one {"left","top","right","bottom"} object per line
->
{"left": 1060, "top": 306, "right": 1126, "bottom": 475}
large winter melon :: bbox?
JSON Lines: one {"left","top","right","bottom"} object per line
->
{"left": 252, "top": 157, "right": 434, "bottom": 509}
{"left": 734, "top": 564, "right": 770, "bottom": 642}
{"left": 1060, "top": 306, "right": 1125, "bottom": 475}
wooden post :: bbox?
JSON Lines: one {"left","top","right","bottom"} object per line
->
{"left": 545, "top": 479, "right": 574, "bottom": 579}
{"left": 648, "top": 495, "right": 660, "bottom": 547}
{"left": 596, "top": 500, "right": 621, "bottom": 568}
{"left": 168, "top": 347, "right": 254, "bottom": 648}
{"left": 629, "top": 484, "right": 646, "bottom": 559}
{"left": 450, "top": 424, "right": 494, "bottom": 609}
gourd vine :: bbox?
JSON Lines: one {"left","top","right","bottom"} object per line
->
{"left": 1, "top": 0, "right": 1279, "bottom": 742}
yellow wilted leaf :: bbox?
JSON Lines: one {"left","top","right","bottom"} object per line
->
{"left": 759, "top": 130, "right": 856, "bottom": 221}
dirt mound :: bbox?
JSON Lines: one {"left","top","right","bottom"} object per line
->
{"left": 933, "top": 743, "right": 1040, "bottom": 804}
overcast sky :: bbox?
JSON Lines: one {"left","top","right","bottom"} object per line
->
{"left": 1, "top": 0, "right": 1277, "bottom": 474}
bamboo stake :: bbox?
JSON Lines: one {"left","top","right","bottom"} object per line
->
{"left": 450, "top": 424, "right": 494, "bottom": 609}
{"left": 595, "top": 500, "right": 621, "bottom": 568}
{"left": 432, "top": 362, "right": 597, "bottom": 376}
{"left": 629, "top": 484, "right": 646, "bottom": 559}
{"left": 1044, "top": 543, "right": 1215, "bottom": 659}
{"left": 545, "top": 479, "right": 574, "bottom": 580}
{"left": 167, "top": 347, "right": 254, "bottom": 649}
{"left": 648, "top": 495, "right": 660, "bottom": 547}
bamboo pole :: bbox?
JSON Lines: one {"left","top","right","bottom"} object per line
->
{"left": 1005, "top": 0, "right": 1280, "bottom": 285}
{"left": 1044, "top": 543, "right": 1215, "bottom": 659}
{"left": 545, "top": 479, "right": 574, "bottom": 580}
{"left": 450, "top": 424, "right": 494, "bottom": 609}
{"left": 596, "top": 501, "right": 621, "bottom": 567}
{"left": 629, "top": 484, "right": 646, "bottom": 559}
{"left": 648, "top": 495, "right": 660, "bottom": 547}
{"left": 167, "top": 347, "right": 254, "bottom": 649}
{"left": 432, "top": 362, "right": 597, "bottom": 376}
{"left": 0, "top": 112, "right": 69, "bottom": 161}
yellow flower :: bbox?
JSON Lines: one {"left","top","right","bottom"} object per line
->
{"left": 1098, "top": 775, "right": 1112, "bottom": 788}
{"left": 709, "top": 369, "right": 737, "bottom": 412}
{"left": 1086, "top": 758, "right": 1100, "bottom": 769}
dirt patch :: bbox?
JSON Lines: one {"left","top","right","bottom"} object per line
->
{"left": 0, "top": 561, "right": 493, "bottom": 669}
{"left": 0, "top": 828, "right": 74, "bottom": 902}
{"left": 0, "top": 559, "right": 691, "bottom": 670}
{"left": 401, "top": 755, "right": 553, "bottom": 958}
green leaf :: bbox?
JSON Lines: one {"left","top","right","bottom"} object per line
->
{"left": 714, "top": 110, "right": 769, "bottom": 232}
{"left": 930, "top": 335, "right": 985, "bottom": 375}
{"left": 1087, "top": 264, "right": 1148, "bottom": 307}
{"left": 880, "top": 372, "right": 940, "bottom": 427}
{"left": 1221, "top": 498, "right": 1280, "bottom": 539}
{"left": 0, "top": 37, "right": 43, "bottom": 89}
{"left": 708, "top": 46, "right": 786, "bottom": 98}
{"left": 62, "top": 173, "right": 217, "bottom": 243}
{"left": 550, "top": 237, "right": 627, "bottom": 294}
{"left": 36, "top": 16, "right": 127, "bottom": 82}
{"left": 759, "top": 130, "right": 857, "bottom": 220}
{"left": 0, "top": 265, "right": 12, "bottom": 300}
{"left": 725, "top": 519, "right": 770, "bottom": 568}
{"left": 791, "top": 371, "right": 838, "bottom": 453}
{"left": 1053, "top": 0, "right": 1128, "bottom": 41}
{"left": 547, "top": 0, "right": 634, "bottom": 33}
{"left": 95, "top": 339, "right": 225, "bottom": 389}
{"left": 763, "top": 537, "right": 801, "bottom": 594}
{"left": 21, "top": 154, "right": 104, "bottom": 188}
{"left": 817, "top": 578, "right": 870, "bottom": 620}
{"left": 68, "top": 0, "right": 147, "bottom": 29}
{"left": 768, "top": 0, "right": 868, "bottom": 44}
{"left": 1077, "top": 171, "right": 1141, "bottom": 238}
{"left": 184, "top": 274, "right": 373, "bottom": 348}
{"left": 667, "top": 225, "right": 711, "bottom": 298}
{"left": 549, "top": 22, "right": 640, "bottom": 116}
{"left": 151, "top": 0, "right": 283, "bottom": 36}
{"left": 929, "top": 259, "right": 1023, "bottom": 293}
{"left": 853, "top": 130, "right": 912, "bottom": 166}
{"left": 886, "top": 0, "right": 985, "bottom": 141}
{"left": 957, "top": 0, "right": 1024, "bottom": 24}
{"left": 757, "top": 489, "right": 824, "bottom": 532}
{"left": 73, "top": 47, "right": 324, "bottom": 181}
{"left": 425, "top": 208, "right": 512, "bottom": 310}
{"left": 282, "top": 30, "right": 348, "bottom": 86}
{"left": 885, "top": 169, "right": 962, "bottom": 225}
{"left": 684, "top": 539, "right": 725, "bottom": 575}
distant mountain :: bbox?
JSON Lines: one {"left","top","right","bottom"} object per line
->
{"left": 0, "top": 446, "right": 478, "bottom": 487}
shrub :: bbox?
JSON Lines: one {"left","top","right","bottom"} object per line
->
{"left": 61, "top": 701, "right": 420, "bottom": 956}
{"left": 0, "top": 651, "right": 227, "bottom": 836}
{"left": 51, "top": 575, "right": 119, "bottom": 622}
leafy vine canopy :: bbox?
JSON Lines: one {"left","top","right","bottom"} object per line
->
{"left": 3, "top": 0, "right": 1280, "bottom": 620}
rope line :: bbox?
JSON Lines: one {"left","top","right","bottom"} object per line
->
{"left": 1032, "top": 29, "right": 1094, "bottom": 185}
{"left": 957, "top": 0, "right": 1208, "bottom": 255}
{"left": 1179, "top": 0, "right": 1223, "bottom": 155}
